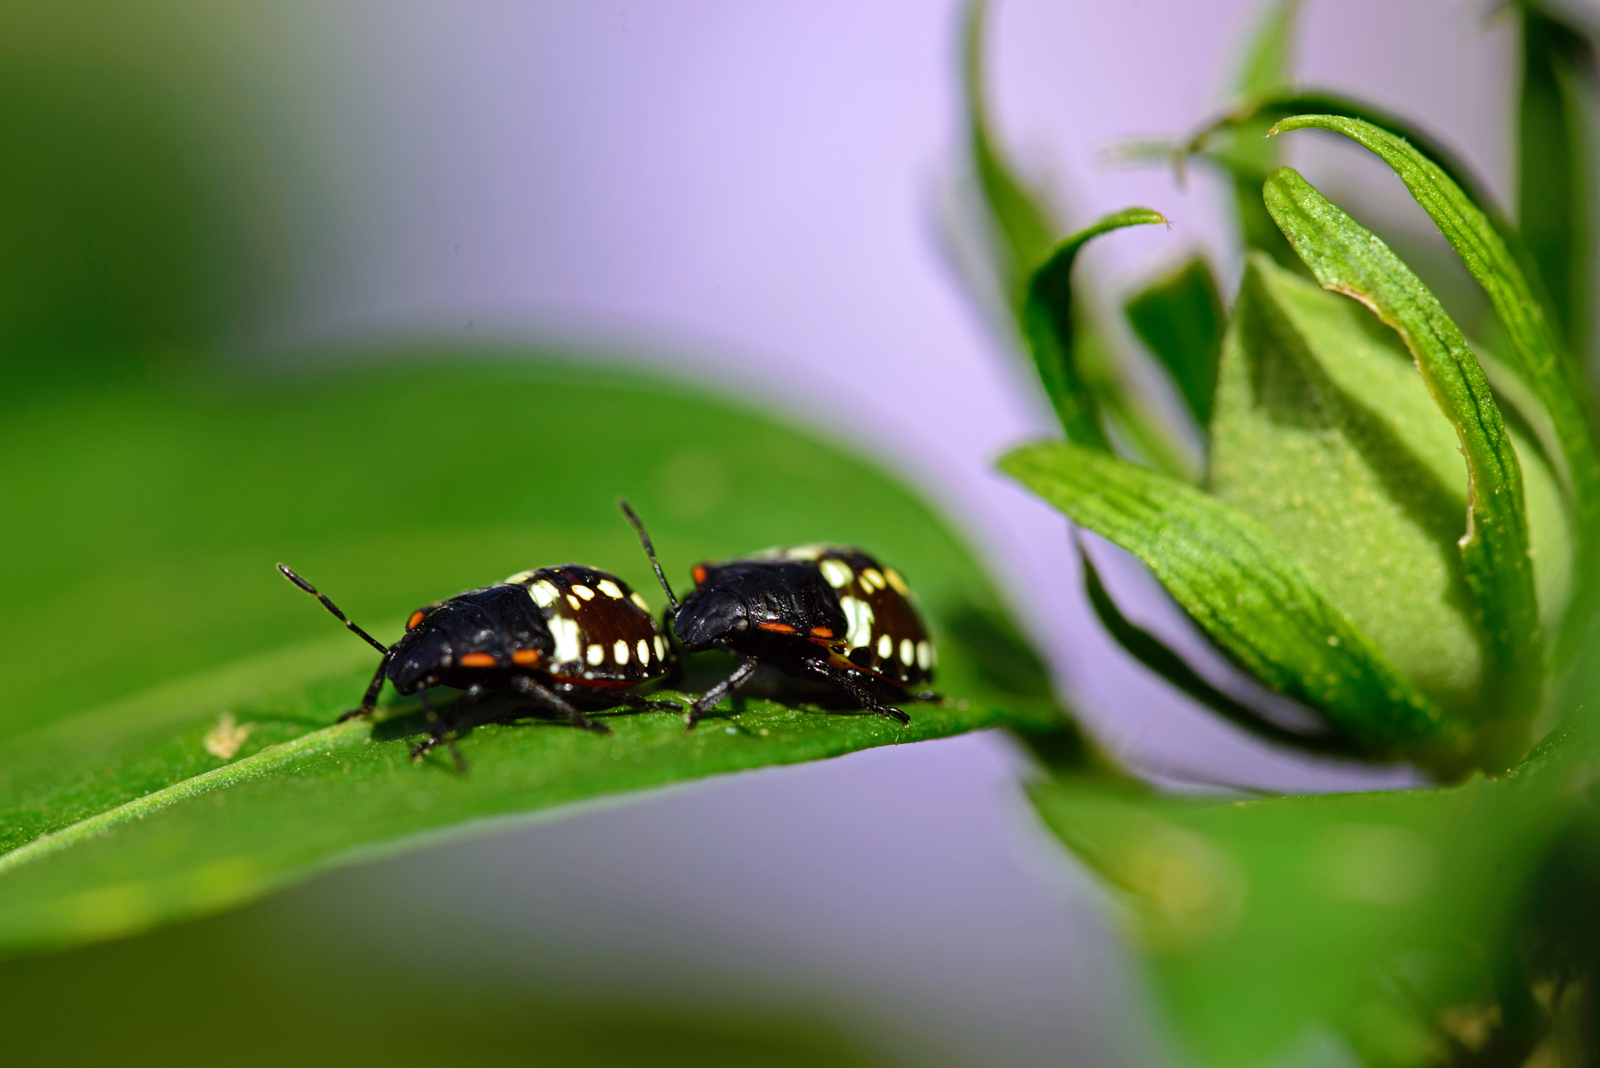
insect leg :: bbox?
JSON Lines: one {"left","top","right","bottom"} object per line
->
{"left": 799, "top": 659, "right": 911, "bottom": 724}
{"left": 411, "top": 689, "right": 468, "bottom": 772}
{"left": 510, "top": 675, "right": 610, "bottom": 734}
{"left": 689, "top": 655, "right": 760, "bottom": 728}
{"left": 608, "top": 692, "right": 685, "bottom": 714}
{"left": 336, "top": 660, "right": 390, "bottom": 723}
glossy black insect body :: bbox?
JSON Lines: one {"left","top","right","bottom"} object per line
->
{"left": 278, "top": 561, "right": 678, "bottom": 760}
{"left": 620, "top": 500, "right": 935, "bottom": 727}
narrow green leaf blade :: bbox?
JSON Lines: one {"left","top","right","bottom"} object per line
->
{"left": 1269, "top": 113, "right": 1600, "bottom": 660}
{"left": 1263, "top": 168, "right": 1543, "bottom": 762}
{"left": 1123, "top": 256, "right": 1225, "bottom": 428}
{"left": 961, "top": 0, "right": 1057, "bottom": 308}
{"left": 1519, "top": 5, "right": 1596, "bottom": 360}
{"left": 1079, "top": 542, "right": 1359, "bottom": 756}
{"left": 1001, "top": 441, "right": 1458, "bottom": 765}
{"left": 1223, "top": 0, "right": 1305, "bottom": 269}
{"left": 0, "top": 360, "right": 1061, "bottom": 954}
{"left": 1021, "top": 208, "right": 1168, "bottom": 450}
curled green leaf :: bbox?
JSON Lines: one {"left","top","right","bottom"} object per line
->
{"left": 1266, "top": 113, "right": 1600, "bottom": 661}
{"left": 1021, "top": 208, "right": 1168, "bottom": 451}
{"left": 1001, "top": 441, "right": 1462, "bottom": 769}
{"left": 1263, "top": 167, "right": 1542, "bottom": 764}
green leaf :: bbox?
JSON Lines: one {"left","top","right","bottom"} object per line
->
{"left": 961, "top": 0, "right": 1058, "bottom": 309}
{"left": 0, "top": 897, "right": 883, "bottom": 1067}
{"left": 1123, "top": 256, "right": 1226, "bottom": 429}
{"left": 1078, "top": 540, "right": 1359, "bottom": 757}
{"left": 1029, "top": 705, "right": 1600, "bottom": 1066}
{"left": 1221, "top": 0, "right": 1305, "bottom": 269}
{"left": 1261, "top": 170, "right": 1545, "bottom": 762}
{"left": 1212, "top": 255, "right": 1572, "bottom": 750}
{"left": 0, "top": 358, "right": 1061, "bottom": 954}
{"left": 1019, "top": 208, "right": 1169, "bottom": 451}
{"left": 1519, "top": 4, "right": 1597, "bottom": 361}
{"left": 1266, "top": 114, "right": 1600, "bottom": 661}
{"left": 1000, "top": 441, "right": 1460, "bottom": 768}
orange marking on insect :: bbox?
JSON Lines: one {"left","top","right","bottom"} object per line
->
{"left": 511, "top": 649, "right": 542, "bottom": 666}
{"left": 810, "top": 626, "right": 834, "bottom": 638}
{"left": 407, "top": 611, "right": 426, "bottom": 630}
{"left": 458, "top": 652, "right": 498, "bottom": 668}
{"left": 692, "top": 565, "right": 708, "bottom": 585}
{"left": 758, "top": 621, "right": 796, "bottom": 633}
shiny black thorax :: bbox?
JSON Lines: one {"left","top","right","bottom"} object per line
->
{"left": 670, "top": 546, "right": 934, "bottom": 692}
{"left": 675, "top": 562, "right": 845, "bottom": 651}
{"left": 387, "top": 584, "right": 551, "bottom": 693}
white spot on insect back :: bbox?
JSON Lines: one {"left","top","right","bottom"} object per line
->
{"left": 528, "top": 581, "right": 559, "bottom": 608}
{"left": 571, "top": 584, "right": 595, "bottom": 601}
{"left": 654, "top": 635, "right": 666, "bottom": 659}
{"left": 820, "top": 558, "right": 853, "bottom": 589}
{"left": 877, "top": 633, "right": 892, "bottom": 659}
{"left": 900, "top": 638, "right": 915, "bottom": 666}
{"left": 596, "top": 579, "right": 624, "bottom": 599}
{"left": 614, "top": 639, "right": 630, "bottom": 665}
{"left": 505, "top": 569, "right": 537, "bottom": 585}
{"left": 840, "top": 596, "right": 875, "bottom": 647}
{"left": 883, "top": 568, "right": 909, "bottom": 595}
{"left": 862, "top": 568, "right": 885, "bottom": 591}
{"left": 630, "top": 592, "right": 650, "bottom": 611}
{"left": 637, "top": 639, "right": 650, "bottom": 663}
{"left": 784, "top": 544, "right": 825, "bottom": 561}
{"left": 549, "top": 615, "right": 582, "bottom": 664}
{"left": 916, "top": 640, "right": 931, "bottom": 670}
{"left": 586, "top": 643, "right": 605, "bottom": 666}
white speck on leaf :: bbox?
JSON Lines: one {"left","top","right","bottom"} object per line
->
{"left": 203, "top": 714, "right": 252, "bottom": 760}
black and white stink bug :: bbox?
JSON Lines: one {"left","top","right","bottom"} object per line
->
{"left": 619, "top": 500, "right": 936, "bottom": 728}
{"left": 277, "top": 561, "right": 679, "bottom": 760}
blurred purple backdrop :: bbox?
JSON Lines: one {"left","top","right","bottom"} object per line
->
{"left": 36, "top": 1, "right": 1529, "bottom": 1063}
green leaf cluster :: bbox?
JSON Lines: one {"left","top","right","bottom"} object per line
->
{"left": 957, "top": 0, "right": 1600, "bottom": 1061}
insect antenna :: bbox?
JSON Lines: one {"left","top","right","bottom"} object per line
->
{"left": 617, "top": 498, "right": 680, "bottom": 612}
{"left": 277, "top": 563, "right": 391, "bottom": 654}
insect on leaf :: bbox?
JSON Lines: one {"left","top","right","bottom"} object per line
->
{"left": 0, "top": 360, "right": 1064, "bottom": 955}
{"left": 1000, "top": 441, "right": 1464, "bottom": 769}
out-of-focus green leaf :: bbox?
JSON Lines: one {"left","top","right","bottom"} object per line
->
{"left": 1268, "top": 114, "right": 1600, "bottom": 663}
{"left": 1219, "top": 0, "right": 1304, "bottom": 269}
{"left": 1030, "top": 704, "right": 1600, "bottom": 1067}
{"left": 961, "top": 0, "right": 1057, "bottom": 309}
{"left": 1520, "top": 4, "right": 1596, "bottom": 363}
{"left": 1124, "top": 256, "right": 1225, "bottom": 429}
{"left": 0, "top": 895, "right": 885, "bottom": 1067}
{"left": 1001, "top": 441, "right": 1461, "bottom": 768}
{"left": 1020, "top": 208, "right": 1168, "bottom": 451}
{"left": 0, "top": 358, "right": 1060, "bottom": 955}
{"left": 1263, "top": 169, "right": 1544, "bottom": 765}
{"left": 1079, "top": 540, "right": 1358, "bottom": 757}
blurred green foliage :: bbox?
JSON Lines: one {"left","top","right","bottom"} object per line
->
{"left": 0, "top": 895, "right": 884, "bottom": 1068}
